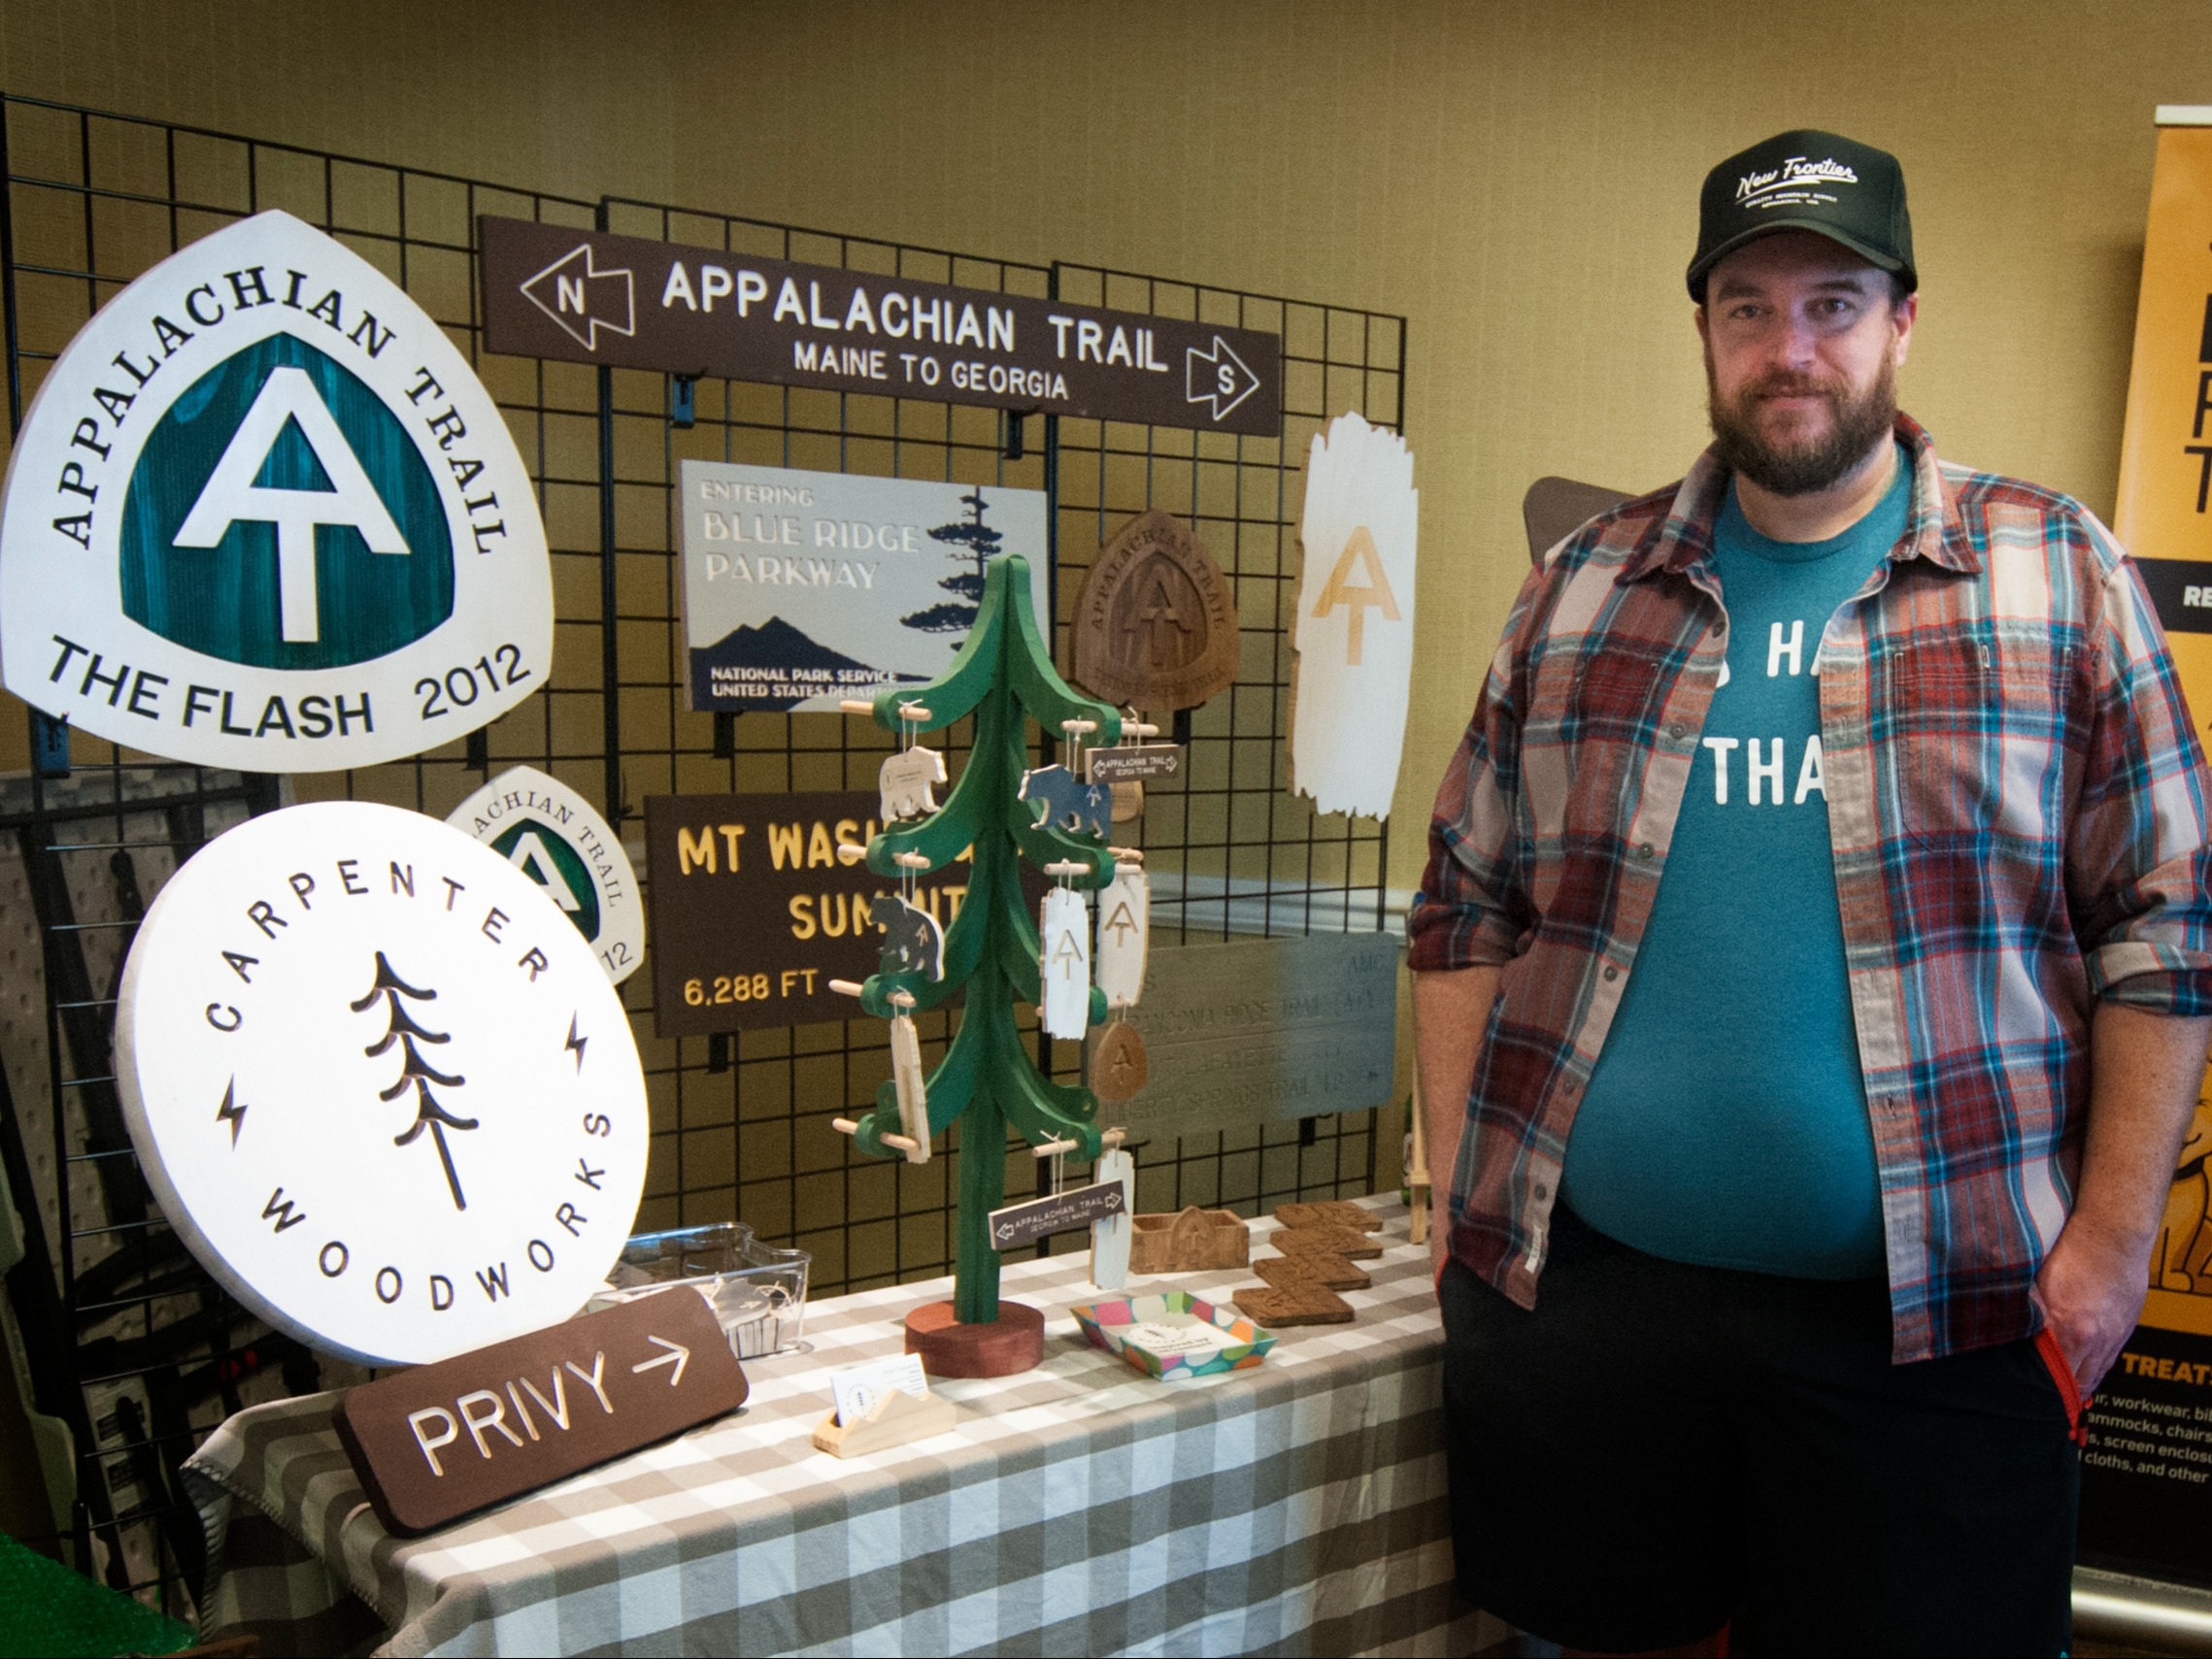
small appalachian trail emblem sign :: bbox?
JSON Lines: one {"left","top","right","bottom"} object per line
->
{"left": 0, "top": 210, "right": 554, "bottom": 771}
{"left": 447, "top": 766, "right": 644, "bottom": 984}
{"left": 1069, "top": 510, "right": 1239, "bottom": 713}
{"left": 114, "top": 801, "right": 649, "bottom": 1367}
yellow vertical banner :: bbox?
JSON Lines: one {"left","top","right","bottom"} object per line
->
{"left": 2117, "top": 112, "right": 2212, "bottom": 1342}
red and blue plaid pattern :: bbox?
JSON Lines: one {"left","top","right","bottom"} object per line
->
{"left": 1410, "top": 416, "right": 2212, "bottom": 1361}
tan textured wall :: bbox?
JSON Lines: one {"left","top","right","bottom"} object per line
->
{"left": 0, "top": 0, "right": 2199, "bottom": 856}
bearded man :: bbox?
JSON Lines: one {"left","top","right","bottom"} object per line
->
{"left": 1411, "top": 129, "right": 2212, "bottom": 1654}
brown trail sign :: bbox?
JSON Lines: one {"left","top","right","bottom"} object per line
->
{"left": 1068, "top": 511, "right": 1240, "bottom": 713}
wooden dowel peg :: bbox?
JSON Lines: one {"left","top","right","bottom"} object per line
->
{"left": 836, "top": 841, "right": 867, "bottom": 865}
{"left": 1107, "top": 846, "right": 1144, "bottom": 862}
{"left": 882, "top": 1133, "right": 921, "bottom": 1152}
{"left": 894, "top": 851, "right": 933, "bottom": 870}
{"left": 894, "top": 703, "right": 932, "bottom": 722}
{"left": 831, "top": 1117, "right": 859, "bottom": 1135}
{"left": 839, "top": 699, "right": 876, "bottom": 715}
{"left": 828, "top": 979, "right": 865, "bottom": 998}
{"left": 1101, "top": 1128, "right": 1126, "bottom": 1148}
{"left": 1123, "top": 722, "right": 1159, "bottom": 738}
{"left": 1059, "top": 718, "right": 1098, "bottom": 735}
{"left": 888, "top": 990, "right": 917, "bottom": 1010}
{"left": 1042, "top": 860, "right": 1089, "bottom": 878}
{"left": 1030, "top": 1136, "right": 1079, "bottom": 1159}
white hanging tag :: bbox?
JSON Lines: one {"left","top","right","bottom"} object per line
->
{"left": 1091, "top": 1146, "right": 1135, "bottom": 1290}
{"left": 1095, "top": 864, "right": 1150, "bottom": 1009}
{"left": 1039, "top": 886, "right": 1092, "bottom": 1039}
{"left": 879, "top": 746, "right": 947, "bottom": 820}
{"left": 870, "top": 894, "right": 944, "bottom": 980}
{"left": 889, "top": 1012, "right": 930, "bottom": 1164}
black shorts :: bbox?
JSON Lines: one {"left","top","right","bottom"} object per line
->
{"left": 1440, "top": 1207, "right": 2080, "bottom": 1656}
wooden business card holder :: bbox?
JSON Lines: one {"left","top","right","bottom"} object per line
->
{"left": 1127, "top": 1206, "right": 1251, "bottom": 1274}
{"left": 812, "top": 1385, "right": 959, "bottom": 1458}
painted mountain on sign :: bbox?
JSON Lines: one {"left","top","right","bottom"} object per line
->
{"left": 688, "top": 616, "right": 924, "bottom": 713}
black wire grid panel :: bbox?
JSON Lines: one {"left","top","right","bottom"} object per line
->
{"left": 0, "top": 96, "right": 1404, "bottom": 1611}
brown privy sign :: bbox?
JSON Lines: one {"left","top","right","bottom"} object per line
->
{"left": 334, "top": 1288, "right": 748, "bottom": 1536}
{"left": 1069, "top": 510, "right": 1240, "bottom": 712}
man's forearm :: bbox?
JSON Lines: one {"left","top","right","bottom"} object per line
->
{"left": 1414, "top": 966, "right": 1502, "bottom": 1223}
{"left": 2036, "top": 999, "right": 2211, "bottom": 1389}
{"left": 2075, "top": 1001, "right": 2210, "bottom": 1252}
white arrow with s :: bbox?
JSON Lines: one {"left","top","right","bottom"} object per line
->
{"left": 631, "top": 1335, "right": 689, "bottom": 1386}
{"left": 1185, "top": 334, "right": 1260, "bottom": 420}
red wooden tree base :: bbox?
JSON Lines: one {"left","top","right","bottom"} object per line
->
{"left": 905, "top": 1300, "right": 1045, "bottom": 1378}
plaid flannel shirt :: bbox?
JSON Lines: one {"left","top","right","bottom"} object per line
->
{"left": 1409, "top": 415, "right": 2212, "bottom": 1362}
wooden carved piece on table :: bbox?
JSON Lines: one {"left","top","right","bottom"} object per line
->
{"left": 1090, "top": 1022, "right": 1149, "bottom": 1104}
{"left": 1069, "top": 510, "right": 1240, "bottom": 713}
{"left": 879, "top": 747, "right": 947, "bottom": 820}
{"left": 1095, "top": 863, "right": 1150, "bottom": 1010}
{"left": 1038, "top": 888, "right": 1092, "bottom": 1041}
{"left": 1270, "top": 1223, "right": 1383, "bottom": 1261}
{"left": 1232, "top": 1282, "right": 1353, "bottom": 1327}
{"left": 1274, "top": 1200, "right": 1384, "bottom": 1233}
{"left": 1290, "top": 411, "right": 1419, "bottom": 819}
{"left": 1127, "top": 1206, "right": 1251, "bottom": 1274}
{"left": 872, "top": 894, "right": 945, "bottom": 981}
{"left": 1253, "top": 1251, "right": 1370, "bottom": 1292}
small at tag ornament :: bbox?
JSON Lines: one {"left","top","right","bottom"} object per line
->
{"left": 1091, "top": 1021, "right": 1149, "bottom": 1103}
{"left": 1039, "top": 887, "right": 1092, "bottom": 1039}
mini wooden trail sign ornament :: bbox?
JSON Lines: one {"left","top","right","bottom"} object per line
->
{"left": 1291, "top": 412, "right": 1419, "bottom": 818}
{"left": 987, "top": 1179, "right": 1127, "bottom": 1251}
{"left": 0, "top": 210, "right": 554, "bottom": 772}
{"left": 333, "top": 1287, "right": 747, "bottom": 1537}
{"left": 447, "top": 767, "right": 643, "bottom": 984}
{"left": 1039, "top": 886, "right": 1092, "bottom": 1040}
{"left": 888, "top": 1013, "right": 930, "bottom": 1163}
{"left": 1069, "top": 510, "right": 1240, "bottom": 713}
{"left": 1086, "top": 746, "right": 1182, "bottom": 785}
{"left": 1095, "top": 863, "right": 1150, "bottom": 1009}
{"left": 114, "top": 801, "right": 650, "bottom": 1367}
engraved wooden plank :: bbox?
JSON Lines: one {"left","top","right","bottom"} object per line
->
{"left": 1089, "top": 934, "right": 1398, "bottom": 1142}
{"left": 987, "top": 1179, "right": 1128, "bottom": 1252}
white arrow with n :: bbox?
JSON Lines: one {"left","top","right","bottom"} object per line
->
{"left": 173, "top": 365, "right": 410, "bottom": 643}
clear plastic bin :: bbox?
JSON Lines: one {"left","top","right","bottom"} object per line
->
{"left": 587, "top": 1223, "right": 811, "bottom": 1358}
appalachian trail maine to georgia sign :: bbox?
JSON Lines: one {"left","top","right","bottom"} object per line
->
{"left": 0, "top": 210, "right": 554, "bottom": 771}
{"left": 115, "top": 801, "right": 648, "bottom": 1367}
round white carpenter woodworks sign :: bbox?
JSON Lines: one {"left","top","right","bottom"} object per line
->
{"left": 116, "top": 801, "right": 648, "bottom": 1366}
{"left": 446, "top": 766, "right": 644, "bottom": 984}
{"left": 0, "top": 210, "right": 553, "bottom": 770}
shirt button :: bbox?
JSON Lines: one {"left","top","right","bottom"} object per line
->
{"left": 1602, "top": 965, "right": 1619, "bottom": 981}
{"left": 1533, "top": 1183, "right": 1551, "bottom": 1201}
{"left": 1669, "top": 723, "right": 1687, "bottom": 740}
{"left": 1638, "top": 842, "right": 1655, "bottom": 858}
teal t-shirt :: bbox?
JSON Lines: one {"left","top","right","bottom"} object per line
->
{"left": 1559, "top": 447, "right": 1912, "bottom": 1279}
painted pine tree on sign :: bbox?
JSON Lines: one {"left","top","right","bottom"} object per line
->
{"left": 845, "top": 554, "right": 1119, "bottom": 1371}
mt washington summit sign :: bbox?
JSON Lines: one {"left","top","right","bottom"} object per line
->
{"left": 0, "top": 211, "right": 554, "bottom": 771}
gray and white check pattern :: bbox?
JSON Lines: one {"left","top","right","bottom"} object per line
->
{"left": 185, "top": 1199, "right": 1500, "bottom": 1656}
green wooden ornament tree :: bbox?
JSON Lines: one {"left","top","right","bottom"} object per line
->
{"left": 849, "top": 553, "right": 1120, "bottom": 1333}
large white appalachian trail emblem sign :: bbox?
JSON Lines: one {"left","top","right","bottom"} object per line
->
{"left": 0, "top": 210, "right": 553, "bottom": 771}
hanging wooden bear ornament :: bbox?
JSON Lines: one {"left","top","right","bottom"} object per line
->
{"left": 871, "top": 894, "right": 944, "bottom": 981}
{"left": 879, "top": 745, "right": 947, "bottom": 821}
{"left": 1019, "top": 765, "right": 1113, "bottom": 841}
{"left": 1039, "top": 887, "right": 1092, "bottom": 1040}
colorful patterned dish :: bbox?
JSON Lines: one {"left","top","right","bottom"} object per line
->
{"left": 1069, "top": 1290, "right": 1275, "bottom": 1379}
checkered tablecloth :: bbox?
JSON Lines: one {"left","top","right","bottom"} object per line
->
{"left": 184, "top": 1198, "right": 1499, "bottom": 1656}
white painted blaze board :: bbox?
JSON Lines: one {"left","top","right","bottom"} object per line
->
{"left": 1290, "top": 412, "right": 1419, "bottom": 818}
{"left": 0, "top": 210, "right": 554, "bottom": 771}
{"left": 678, "top": 461, "right": 1048, "bottom": 713}
{"left": 115, "top": 801, "right": 649, "bottom": 1367}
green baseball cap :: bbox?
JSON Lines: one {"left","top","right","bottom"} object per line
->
{"left": 1688, "top": 129, "right": 1916, "bottom": 302}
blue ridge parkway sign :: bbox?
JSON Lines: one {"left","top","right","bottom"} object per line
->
{"left": 0, "top": 210, "right": 554, "bottom": 770}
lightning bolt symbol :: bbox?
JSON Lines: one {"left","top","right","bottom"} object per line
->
{"left": 215, "top": 1078, "right": 247, "bottom": 1147}
{"left": 565, "top": 1014, "right": 587, "bottom": 1073}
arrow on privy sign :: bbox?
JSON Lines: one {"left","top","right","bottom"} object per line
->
{"left": 630, "top": 1335, "right": 689, "bottom": 1386}
{"left": 519, "top": 244, "right": 637, "bottom": 352}
{"left": 1185, "top": 334, "right": 1259, "bottom": 420}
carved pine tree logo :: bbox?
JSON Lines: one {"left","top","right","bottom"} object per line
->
{"left": 352, "top": 951, "right": 478, "bottom": 1211}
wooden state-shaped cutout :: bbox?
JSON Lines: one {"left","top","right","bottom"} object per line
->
{"left": 1070, "top": 510, "right": 1240, "bottom": 712}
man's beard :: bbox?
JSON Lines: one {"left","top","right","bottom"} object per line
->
{"left": 1707, "top": 352, "right": 1896, "bottom": 497}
